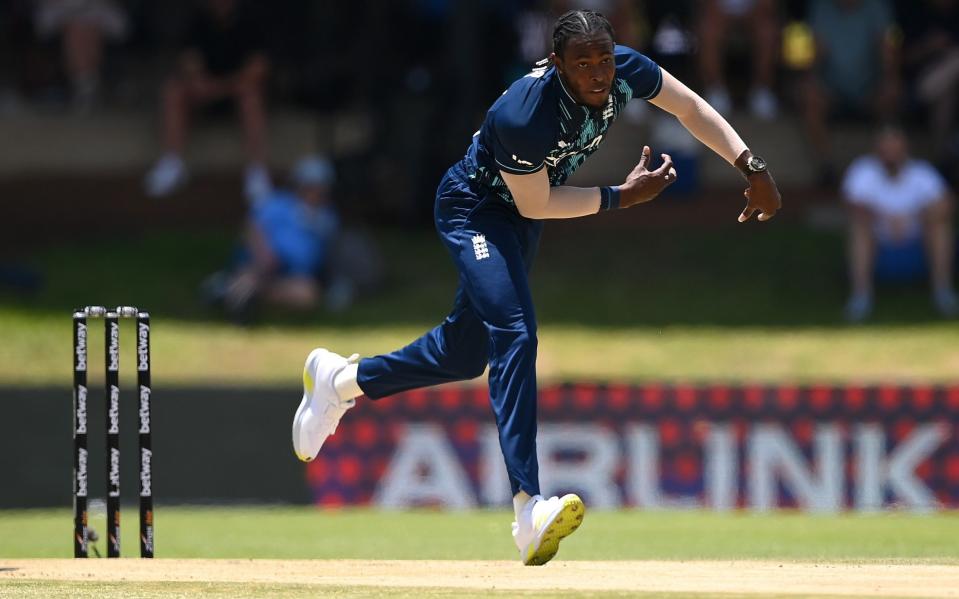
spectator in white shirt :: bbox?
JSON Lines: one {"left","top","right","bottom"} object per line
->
{"left": 843, "top": 127, "right": 956, "bottom": 321}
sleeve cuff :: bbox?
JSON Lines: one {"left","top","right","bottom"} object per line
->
{"left": 639, "top": 66, "right": 664, "bottom": 100}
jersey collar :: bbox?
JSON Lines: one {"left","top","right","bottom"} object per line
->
{"left": 553, "top": 70, "right": 591, "bottom": 131}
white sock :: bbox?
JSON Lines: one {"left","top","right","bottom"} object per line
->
{"left": 513, "top": 492, "right": 533, "bottom": 521}
{"left": 333, "top": 363, "right": 363, "bottom": 402}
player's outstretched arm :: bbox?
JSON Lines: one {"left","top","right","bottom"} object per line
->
{"left": 502, "top": 149, "right": 676, "bottom": 220}
{"left": 649, "top": 68, "right": 781, "bottom": 222}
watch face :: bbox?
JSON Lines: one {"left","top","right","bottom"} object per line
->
{"left": 749, "top": 156, "right": 767, "bottom": 172}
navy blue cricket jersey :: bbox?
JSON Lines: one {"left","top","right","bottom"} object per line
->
{"left": 460, "top": 45, "right": 663, "bottom": 205}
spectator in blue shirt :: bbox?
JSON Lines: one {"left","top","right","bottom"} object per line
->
{"left": 204, "top": 155, "right": 338, "bottom": 317}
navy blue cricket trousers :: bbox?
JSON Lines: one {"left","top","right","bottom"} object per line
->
{"left": 357, "top": 162, "right": 543, "bottom": 497}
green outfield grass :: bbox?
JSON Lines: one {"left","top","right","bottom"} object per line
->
{"left": 1, "top": 507, "right": 958, "bottom": 562}
{"left": 1, "top": 225, "right": 958, "bottom": 386}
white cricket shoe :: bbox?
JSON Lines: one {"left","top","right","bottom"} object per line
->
{"left": 512, "top": 493, "right": 585, "bottom": 566}
{"left": 292, "top": 348, "right": 358, "bottom": 462}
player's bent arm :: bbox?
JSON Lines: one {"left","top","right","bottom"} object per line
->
{"left": 501, "top": 169, "right": 601, "bottom": 219}
{"left": 648, "top": 69, "right": 747, "bottom": 166}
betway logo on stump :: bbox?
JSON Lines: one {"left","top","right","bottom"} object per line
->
{"left": 140, "top": 448, "right": 152, "bottom": 497}
{"left": 108, "top": 322, "right": 119, "bottom": 371}
{"left": 75, "top": 385, "right": 87, "bottom": 434}
{"left": 75, "top": 322, "right": 86, "bottom": 371}
{"left": 76, "top": 448, "right": 88, "bottom": 497}
{"left": 137, "top": 322, "right": 149, "bottom": 371}
{"left": 138, "top": 385, "right": 151, "bottom": 434}
{"left": 108, "top": 447, "right": 121, "bottom": 497}
{"left": 108, "top": 386, "right": 120, "bottom": 434}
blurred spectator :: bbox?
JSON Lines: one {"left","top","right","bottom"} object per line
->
{"left": 842, "top": 127, "right": 957, "bottom": 322}
{"left": 202, "top": 155, "right": 340, "bottom": 319}
{"left": 640, "top": 2, "right": 702, "bottom": 193}
{"left": 144, "top": 0, "right": 270, "bottom": 202}
{"left": 515, "top": 1, "right": 641, "bottom": 73}
{"left": 33, "top": 0, "right": 129, "bottom": 112}
{"left": 697, "top": 0, "right": 780, "bottom": 119}
{"left": 899, "top": 0, "right": 959, "bottom": 172}
{"left": 644, "top": 1, "right": 696, "bottom": 79}
{"left": 801, "top": 0, "right": 901, "bottom": 185}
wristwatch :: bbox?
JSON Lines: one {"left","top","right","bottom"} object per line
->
{"left": 742, "top": 155, "right": 768, "bottom": 177}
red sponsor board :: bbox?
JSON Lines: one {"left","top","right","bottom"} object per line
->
{"left": 306, "top": 385, "right": 959, "bottom": 511}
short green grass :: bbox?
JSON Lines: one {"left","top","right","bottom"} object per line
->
{"left": 1, "top": 225, "right": 957, "bottom": 386}
{"left": 1, "top": 507, "right": 957, "bottom": 562}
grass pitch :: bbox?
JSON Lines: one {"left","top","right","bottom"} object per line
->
{"left": 1, "top": 507, "right": 957, "bottom": 561}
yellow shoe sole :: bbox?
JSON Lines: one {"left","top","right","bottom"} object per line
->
{"left": 523, "top": 494, "right": 585, "bottom": 566}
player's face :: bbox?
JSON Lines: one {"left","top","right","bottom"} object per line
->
{"left": 552, "top": 33, "right": 615, "bottom": 109}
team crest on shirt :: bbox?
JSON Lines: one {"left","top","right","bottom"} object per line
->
{"left": 472, "top": 234, "right": 490, "bottom": 261}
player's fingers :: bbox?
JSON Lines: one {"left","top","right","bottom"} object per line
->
{"left": 758, "top": 207, "right": 778, "bottom": 221}
{"left": 637, "top": 145, "right": 651, "bottom": 170}
{"left": 738, "top": 205, "right": 757, "bottom": 223}
{"left": 653, "top": 153, "right": 674, "bottom": 178}
{"left": 664, "top": 166, "right": 678, "bottom": 184}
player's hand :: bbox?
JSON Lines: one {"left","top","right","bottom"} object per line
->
{"left": 739, "top": 171, "right": 781, "bottom": 222}
{"left": 619, "top": 146, "right": 677, "bottom": 209}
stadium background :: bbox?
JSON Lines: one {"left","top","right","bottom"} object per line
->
{"left": 1, "top": 0, "right": 959, "bottom": 566}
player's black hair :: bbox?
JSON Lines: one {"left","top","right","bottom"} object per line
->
{"left": 552, "top": 9, "right": 615, "bottom": 57}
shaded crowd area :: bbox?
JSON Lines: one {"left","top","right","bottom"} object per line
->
{"left": 2, "top": 1, "right": 958, "bottom": 194}
{"left": 0, "top": 0, "right": 957, "bottom": 323}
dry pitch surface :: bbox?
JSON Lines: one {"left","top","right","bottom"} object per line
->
{"left": 2, "top": 559, "right": 959, "bottom": 597}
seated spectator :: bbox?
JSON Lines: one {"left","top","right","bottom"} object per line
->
{"left": 899, "top": 0, "right": 959, "bottom": 171}
{"left": 697, "top": 0, "right": 780, "bottom": 119}
{"left": 842, "top": 127, "right": 957, "bottom": 321}
{"left": 203, "top": 156, "right": 340, "bottom": 319}
{"left": 33, "top": 0, "right": 129, "bottom": 112}
{"left": 144, "top": 0, "right": 270, "bottom": 202}
{"left": 801, "top": 0, "right": 901, "bottom": 184}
